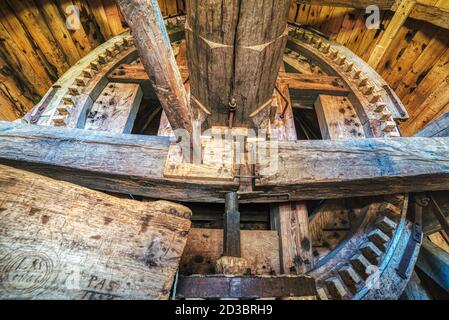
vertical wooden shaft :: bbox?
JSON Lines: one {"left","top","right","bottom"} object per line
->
{"left": 223, "top": 192, "right": 241, "bottom": 257}
{"left": 186, "top": 0, "right": 292, "bottom": 129}
{"left": 117, "top": 0, "right": 192, "bottom": 135}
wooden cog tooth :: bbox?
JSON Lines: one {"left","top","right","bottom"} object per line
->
{"left": 370, "top": 94, "right": 381, "bottom": 103}
{"left": 62, "top": 95, "right": 74, "bottom": 105}
{"left": 378, "top": 109, "right": 392, "bottom": 121}
{"left": 68, "top": 85, "right": 80, "bottom": 96}
{"left": 364, "top": 85, "right": 374, "bottom": 95}
{"left": 325, "top": 277, "right": 348, "bottom": 300}
{"left": 336, "top": 54, "right": 346, "bottom": 65}
{"left": 368, "top": 229, "right": 391, "bottom": 251}
{"left": 374, "top": 102, "right": 387, "bottom": 113}
{"left": 381, "top": 120, "right": 396, "bottom": 133}
{"left": 52, "top": 116, "right": 67, "bottom": 126}
{"left": 350, "top": 254, "right": 373, "bottom": 280}
{"left": 75, "top": 77, "right": 88, "bottom": 87}
{"left": 98, "top": 54, "right": 109, "bottom": 64}
{"left": 360, "top": 242, "right": 383, "bottom": 265}
{"left": 82, "top": 68, "right": 95, "bottom": 78}
{"left": 345, "top": 62, "right": 354, "bottom": 72}
{"left": 329, "top": 49, "right": 338, "bottom": 60}
{"left": 315, "top": 39, "right": 322, "bottom": 49}
{"left": 375, "top": 216, "right": 398, "bottom": 236}
{"left": 338, "top": 265, "right": 362, "bottom": 294}
{"left": 115, "top": 40, "right": 125, "bottom": 52}
{"left": 90, "top": 60, "right": 101, "bottom": 71}
{"left": 106, "top": 47, "right": 118, "bottom": 58}
{"left": 57, "top": 105, "right": 72, "bottom": 116}
{"left": 358, "top": 77, "right": 368, "bottom": 87}
{"left": 124, "top": 35, "right": 134, "bottom": 46}
{"left": 381, "top": 202, "right": 402, "bottom": 215}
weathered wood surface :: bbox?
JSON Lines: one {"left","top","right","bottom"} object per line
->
{"left": 314, "top": 95, "right": 365, "bottom": 140}
{"left": 116, "top": 0, "right": 192, "bottom": 134}
{"left": 280, "top": 72, "right": 350, "bottom": 96}
{"left": 84, "top": 83, "right": 143, "bottom": 134}
{"left": 179, "top": 229, "right": 280, "bottom": 275}
{"left": 0, "top": 164, "right": 191, "bottom": 300}
{"left": 186, "top": 0, "right": 291, "bottom": 129}
{"left": 271, "top": 63, "right": 313, "bottom": 275}
{"left": 257, "top": 136, "right": 449, "bottom": 199}
{"left": 0, "top": 121, "right": 237, "bottom": 203}
{"left": 3, "top": 122, "right": 449, "bottom": 202}
{"left": 415, "top": 111, "right": 449, "bottom": 138}
{"left": 176, "top": 275, "right": 317, "bottom": 299}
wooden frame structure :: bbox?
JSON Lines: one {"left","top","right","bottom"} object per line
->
{"left": 1, "top": 1, "right": 449, "bottom": 300}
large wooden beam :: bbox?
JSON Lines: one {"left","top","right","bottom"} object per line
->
{"left": 0, "top": 164, "right": 191, "bottom": 299}
{"left": 186, "top": 0, "right": 292, "bottom": 129}
{"left": 0, "top": 121, "right": 237, "bottom": 203}
{"left": 2, "top": 122, "right": 449, "bottom": 202}
{"left": 256, "top": 136, "right": 449, "bottom": 200}
{"left": 116, "top": 0, "right": 192, "bottom": 135}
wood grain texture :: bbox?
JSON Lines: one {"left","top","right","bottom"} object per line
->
{"left": 186, "top": 0, "right": 291, "bottom": 129}
{"left": 0, "top": 164, "right": 191, "bottom": 300}
{"left": 257, "top": 136, "right": 449, "bottom": 199}
{"left": 180, "top": 228, "right": 280, "bottom": 276}
{"left": 0, "top": 121, "right": 238, "bottom": 203}
{"left": 116, "top": 0, "right": 193, "bottom": 134}
{"left": 84, "top": 82, "right": 143, "bottom": 133}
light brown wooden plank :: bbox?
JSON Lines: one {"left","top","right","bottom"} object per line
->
{"left": 0, "top": 164, "right": 191, "bottom": 300}
{"left": 84, "top": 83, "right": 143, "bottom": 134}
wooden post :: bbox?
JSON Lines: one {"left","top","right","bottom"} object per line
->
{"left": 186, "top": 0, "right": 292, "bottom": 129}
{"left": 216, "top": 192, "right": 249, "bottom": 275}
{"left": 271, "top": 64, "right": 314, "bottom": 274}
{"left": 116, "top": 0, "right": 192, "bottom": 135}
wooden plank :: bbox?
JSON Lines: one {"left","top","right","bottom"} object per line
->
{"left": 84, "top": 83, "right": 143, "bottom": 134}
{"left": 0, "top": 121, "right": 237, "bottom": 203}
{"left": 180, "top": 228, "right": 280, "bottom": 276}
{"left": 272, "top": 203, "right": 314, "bottom": 274}
{"left": 410, "top": 2, "right": 449, "bottom": 29}
{"left": 416, "top": 111, "right": 449, "bottom": 137}
{"left": 0, "top": 164, "right": 191, "bottom": 299}
{"left": 367, "top": 0, "right": 417, "bottom": 70}
{"left": 256, "top": 136, "right": 449, "bottom": 200}
{"left": 279, "top": 72, "right": 350, "bottom": 96}
{"left": 117, "top": 0, "right": 192, "bottom": 135}
{"left": 271, "top": 63, "right": 313, "bottom": 275}
{"left": 314, "top": 95, "right": 365, "bottom": 139}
